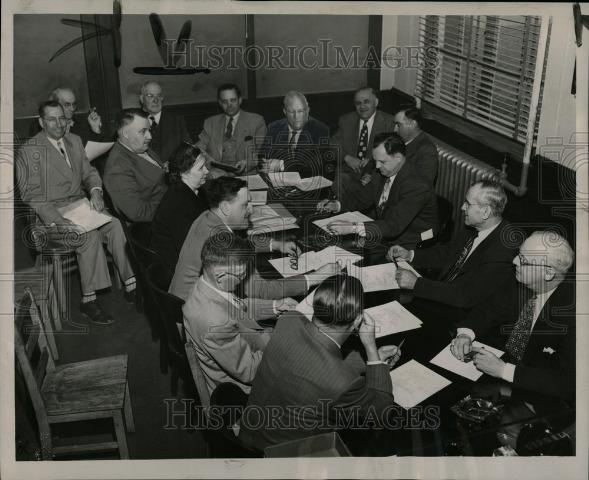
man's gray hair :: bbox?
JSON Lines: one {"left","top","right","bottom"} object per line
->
{"left": 283, "top": 91, "right": 309, "bottom": 110}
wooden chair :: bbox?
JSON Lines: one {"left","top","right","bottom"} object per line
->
{"left": 184, "top": 341, "right": 211, "bottom": 415}
{"left": 14, "top": 291, "right": 135, "bottom": 460}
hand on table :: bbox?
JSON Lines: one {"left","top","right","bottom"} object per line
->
{"left": 395, "top": 268, "right": 418, "bottom": 290}
{"left": 450, "top": 334, "right": 473, "bottom": 361}
{"left": 306, "top": 262, "right": 343, "bottom": 287}
{"left": 273, "top": 239, "right": 301, "bottom": 257}
{"left": 259, "top": 158, "right": 281, "bottom": 173}
{"left": 316, "top": 199, "right": 339, "bottom": 214}
{"left": 378, "top": 344, "right": 402, "bottom": 368}
{"left": 273, "top": 297, "right": 298, "bottom": 313}
{"left": 326, "top": 220, "right": 356, "bottom": 236}
{"left": 387, "top": 245, "right": 411, "bottom": 262}
{"left": 471, "top": 347, "right": 506, "bottom": 378}
{"left": 235, "top": 160, "right": 247, "bottom": 175}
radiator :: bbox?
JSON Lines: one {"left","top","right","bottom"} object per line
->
{"left": 430, "top": 136, "right": 500, "bottom": 238}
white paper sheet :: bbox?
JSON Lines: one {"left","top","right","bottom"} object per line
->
{"left": 389, "top": 359, "right": 452, "bottom": 409}
{"left": 85, "top": 141, "right": 114, "bottom": 161}
{"left": 267, "top": 171, "right": 302, "bottom": 187}
{"left": 295, "top": 289, "right": 315, "bottom": 320}
{"left": 250, "top": 190, "right": 267, "bottom": 205}
{"left": 364, "top": 301, "right": 423, "bottom": 338}
{"left": 247, "top": 223, "right": 299, "bottom": 236}
{"left": 57, "top": 198, "right": 112, "bottom": 232}
{"left": 297, "top": 176, "right": 333, "bottom": 191}
{"left": 236, "top": 174, "right": 268, "bottom": 190}
{"left": 313, "top": 211, "right": 374, "bottom": 232}
{"left": 347, "top": 263, "right": 398, "bottom": 292}
{"left": 269, "top": 246, "right": 362, "bottom": 277}
{"left": 430, "top": 341, "right": 505, "bottom": 381}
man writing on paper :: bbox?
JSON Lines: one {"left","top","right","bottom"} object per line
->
{"left": 239, "top": 274, "right": 401, "bottom": 451}
{"left": 197, "top": 83, "right": 266, "bottom": 175}
{"left": 389, "top": 181, "right": 518, "bottom": 322}
{"left": 450, "top": 231, "right": 575, "bottom": 399}
{"left": 317, "top": 133, "right": 439, "bottom": 249}
{"left": 169, "top": 176, "right": 341, "bottom": 307}
{"left": 17, "top": 101, "right": 136, "bottom": 325}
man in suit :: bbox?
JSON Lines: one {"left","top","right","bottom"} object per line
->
{"left": 392, "top": 106, "right": 438, "bottom": 185}
{"left": 317, "top": 133, "right": 439, "bottom": 249}
{"left": 169, "top": 176, "right": 340, "bottom": 306}
{"left": 197, "top": 83, "right": 266, "bottom": 175}
{"left": 103, "top": 109, "right": 168, "bottom": 223}
{"left": 330, "top": 87, "right": 395, "bottom": 194}
{"left": 139, "top": 81, "right": 191, "bottom": 164}
{"left": 451, "top": 231, "right": 575, "bottom": 399}
{"left": 389, "top": 180, "right": 518, "bottom": 321}
{"left": 17, "top": 101, "right": 136, "bottom": 325}
{"left": 239, "top": 274, "right": 401, "bottom": 450}
{"left": 260, "top": 91, "right": 332, "bottom": 178}
{"left": 183, "top": 234, "right": 277, "bottom": 395}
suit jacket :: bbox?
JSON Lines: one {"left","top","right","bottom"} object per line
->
{"left": 183, "top": 277, "right": 272, "bottom": 395}
{"left": 261, "top": 117, "right": 333, "bottom": 178}
{"left": 148, "top": 109, "right": 191, "bottom": 164}
{"left": 169, "top": 210, "right": 308, "bottom": 312}
{"left": 331, "top": 110, "right": 395, "bottom": 174}
{"left": 340, "top": 161, "right": 439, "bottom": 248}
{"left": 412, "top": 220, "right": 518, "bottom": 309}
{"left": 405, "top": 131, "right": 439, "bottom": 186}
{"left": 457, "top": 279, "right": 575, "bottom": 399}
{"left": 16, "top": 131, "right": 102, "bottom": 224}
{"left": 103, "top": 142, "right": 168, "bottom": 223}
{"left": 197, "top": 110, "right": 266, "bottom": 174}
{"left": 239, "top": 312, "right": 394, "bottom": 450}
{"left": 150, "top": 181, "right": 209, "bottom": 270}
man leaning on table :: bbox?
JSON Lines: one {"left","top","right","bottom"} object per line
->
{"left": 388, "top": 180, "right": 518, "bottom": 321}
{"left": 450, "top": 231, "right": 575, "bottom": 399}
{"left": 317, "top": 133, "right": 439, "bottom": 249}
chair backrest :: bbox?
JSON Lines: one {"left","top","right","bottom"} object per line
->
{"left": 126, "top": 223, "right": 161, "bottom": 274}
{"left": 184, "top": 341, "right": 211, "bottom": 414}
{"left": 14, "top": 289, "right": 54, "bottom": 451}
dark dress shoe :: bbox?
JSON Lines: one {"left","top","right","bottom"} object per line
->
{"left": 124, "top": 289, "right": 137, "bottom": 304}
{"left": 80, "top": 300, "right": 115, "bottom": 325}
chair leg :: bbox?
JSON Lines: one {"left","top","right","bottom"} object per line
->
{"left": 51, "top": 256, "right": 67, "bottom": 327}
{"left": 124, "top": 382, "right": 135, "bottom": 433}
{"left": 46, "top": 272, "right": 63, "bottom": 332}
{"left": 113, "top": 410, "right": 130, "bottom": 459}
{"left": 33, "top": 299, "right": 59, "bottom": 360}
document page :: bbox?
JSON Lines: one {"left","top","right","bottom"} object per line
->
{"left": 430, "top": 341, "right": 504, "bottom": 381}
{"left": 389, "top": 359, "right": 452, "bottom": 409}
{"left": 85, "top": 141, "right": 114, "bottom": 161}
{"left": 269, "top": 246, "right": 362, "bottom": 277}
{"left": 236, "top": 174, "right": 269, "bottom": 190}
{"left": 58, "top": 198, "right": 112, "bottom": 232}
{"left": 297, "top": 176, "right": 333, "bottom": 191}
{"left": 364, "top": 301, "right": 423, "bottom": 338}
{"left": 267, "top": 171, "right": 301, "bottom": 187}
{"left": 313, "top": 211, "right": 373, "bottom": 232}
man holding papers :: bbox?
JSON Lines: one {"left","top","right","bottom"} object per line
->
{"left": 317, "top": 133, "right": 439, "bottom": 249}
{"left": 17, "top": 101, "right": 136, "bottom": 325}
{"left": 239, "top": 275, "right": 401, "bottom": 450}
{"left": 450, "top": 231, "right": 575, "bottom": 399}
{"left": 389, "top": 181, "right": 518, "bottom": 321}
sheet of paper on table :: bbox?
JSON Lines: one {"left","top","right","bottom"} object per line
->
{"left": 269, "top": 246, "right": 362, "bottom": 278}
{"left": 57, "top": 198, "right": 112, "bottom": 232}
{"left": 430, "top": 341, "right": 505, "bottom": 381}
{"left": 85, "top": 141, "right": 114, "bottom": 161}
{"left": 313, "top": 211, "right": 373, "bottom": 232}
{"left": 389, "top": 359, "right": 452, "bottom": 409}
{"left": 347, "top": 263, "right": 398, "bottom": 292}
{"left": 267, "top": 171, "right": 302, "bottom": 187}
{"left": 236, "top": 174, "right": 269, "bottom": 190}
{"left": 295, "top": 289, "right": 315, "bottom": 320}
{"left": 364, "top": 301, "right": 423, "bottom": 338}
{"left": 250, "top": 190, "right": 267, "bottom": 205}
{"left": 297, "top": 176, "right": 333, "bottom": 191}
{"left": 248, "top": 204, "right": 298, "bottom": 235}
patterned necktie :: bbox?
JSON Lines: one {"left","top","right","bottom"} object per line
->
{"left": 289, "top": 130, "right": 298, "bottom": 160}
{"left": 225, "top": 117, "right": 233, "bottom": 140}
{"left": 443, "top": 233, "right": 476, "bottom": 282}
{"left": 149, "top": 116, "right": 158, "bottom": 135}
{"left": 377, "top": 177, "right": 393, "bottom": 217}
{"left": 357, "top": 121, "right": 368, "bottom": 160}
{"left": 505, "top": 295, "right": 537, "bottom": 362}
{"left": 57, "top": 140, "right": 71, "bottom": 169}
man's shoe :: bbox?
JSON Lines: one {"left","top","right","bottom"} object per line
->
{"left": 80, "top": 300, "right": 115, "bottom": 325}
{"left": 123, "top": 289, "right": 137, "bottom": 304}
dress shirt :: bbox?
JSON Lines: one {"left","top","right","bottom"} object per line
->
{"left": 201, "top": 277, "right": 244, "bottom": 310}
{"left": 457, "top": 286, "right": 558, "bottom": 382}
{"left": 354, "top": 174, "right": 397, "bottom": 237}
{"left": 148, "top": 111, "right": 162, "bottom": 126}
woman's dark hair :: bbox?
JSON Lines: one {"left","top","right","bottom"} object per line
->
{"left": 312, "top": 274, "right": 364, "bottom": 327}
{"left": 169, "top": 142, "right": 204, "bottom": 183}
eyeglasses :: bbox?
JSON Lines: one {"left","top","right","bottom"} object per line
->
{"left": 61, "top": 102, "right": 77, "bottom": 109}
{"left": 463, "top": 199, "right": 488, "bottom": 208}
{"left": 517, "top": 254, "right": 552, "bottom": 268}
{"left": 43, "top": 116, "right": 67, "bottom": 124}
{"left": 224, "top": 269, "right": 248, "bottom": 281}
{"left": 285, "top": 109, "right": 307, "bottom": 116}
{"left": 144, "top": 94, "right": 164, "bottom": 100}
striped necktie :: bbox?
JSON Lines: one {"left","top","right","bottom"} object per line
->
{"left": 225, "top": 117, "right": 233, "bottom": 140}
{"left": 505, "top": 295, "right": 537, "bottom": 362}
{"left": 377, "top": 177, "right": 392, "bottom": 216}
{"left": 443, "top": 233, "right": 476, "bottom": 282}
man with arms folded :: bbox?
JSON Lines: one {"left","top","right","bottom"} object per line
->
{"left": 184, "top": 234, "right": 286, "bottom": 395}
{"left": 317, "top": 133, "right": 439, "bottom": 249}
{"left": 239, "top": 274, "right": 401, "bottom": 450}
{"left": 450, "top": 231, "right": 575, "bottom": 399}
{"left": 389, "top": 180, "right": 518, "bottom": 322}
{"left": 103, "top": 109, "right": 168, "bottom": 223}
{"left": 169, "top": 176, "right": 341, "bottom": 313}
{"left": 197, "top": 83, "right": 266, "bottom": 175}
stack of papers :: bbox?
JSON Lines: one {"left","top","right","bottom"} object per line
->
{"left": 237, "top": 174, "right": 269, "bottom": 190}
{"left": 250, "top": 190, "right": 267, "bottom": 205}
{"left": 248, "top": 203, "right": 298, "bottom": 235}
{"left": 298, "top": 176, "right": 333, "bottom": 191}
{"left": 266, "top": 172, "right": 333, "bottom": 192}
{"left": 85, "top": 141, "right": 114, "bottom": 161}
{"left": 364, "top": 301, "right": 423, "bottom": 338}
{"left": 389, "top": 360, "right": 452, "bottom": 409}
{"left": 430, "top": 342, "right": 505, "bottom": 381}
{"left": 313, "top": 211, "right": 373, "bottom": 232}
{"left": 269, "top": 246, "right": 362, "bottom": 278}
{"left": 57, "top": 198, "right": 112, "bottom": 232}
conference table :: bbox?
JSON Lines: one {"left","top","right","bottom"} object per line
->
{"left": 248, "top": 177, "right": 575, "bottom": 457}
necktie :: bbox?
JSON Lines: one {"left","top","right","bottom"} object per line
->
{"left": 225, "top": 117, "right": 233, "bottom": 140}
{"left": 442, "top": 233, "right": 476, "bottom": 282}
{"left": 505, "top": 295, "right": 537, "bottom": 362}
{"left": 357, "top": 121, "right": 369, "bottom": 160}
{"left": 149, "top": 116, "right": 158, "bottom": 135}
{"left": 57, "top": 140, "right": 71, "bottom": 169}
{"left": 289, "top": 130, "right": 298, "bottom": 159}
{"left": 377, "top": 177, "right": 392, "bottom": 216}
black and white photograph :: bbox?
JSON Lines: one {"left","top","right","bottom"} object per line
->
{"left": 1, "top": 1, "right": 587, "bottom": 479}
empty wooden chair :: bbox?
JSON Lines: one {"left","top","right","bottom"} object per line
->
{"left": 14, "top": 291, "right": 135, "bottom": 460}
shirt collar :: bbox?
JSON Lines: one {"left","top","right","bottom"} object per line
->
{"left": 316, "top": 326, "right": 342, "bottom": 349}
{"left": 360, "top": 112, "right": 376, "bottom": 130}
{"left": 201, "top": 277, "right": 240, "bottom": 307}
{"left": 475, "top": 220, "right": 501, "bottom": 241}
{"left": 226, "top": 112, "right": 240, "bottom": 124}
{"left": 181, "top": 178, "right": 199, "bottom": 196}
{"left": 149, "top": 111, "right": 162, "bottom": 123}
{"left": 46, "top": 135, "right": 65, "bottom": 150}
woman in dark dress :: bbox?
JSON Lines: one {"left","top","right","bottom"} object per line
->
{"left": 151, "top": 143, "right": 209, "bottom": 270}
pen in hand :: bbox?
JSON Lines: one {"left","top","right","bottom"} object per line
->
{"left": 386, "top": 338, "right": 404, "bottom": 367}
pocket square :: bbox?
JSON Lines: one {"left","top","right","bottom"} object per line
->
{"left": 543, "top": 347, "right": 556, "bottom": 354}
